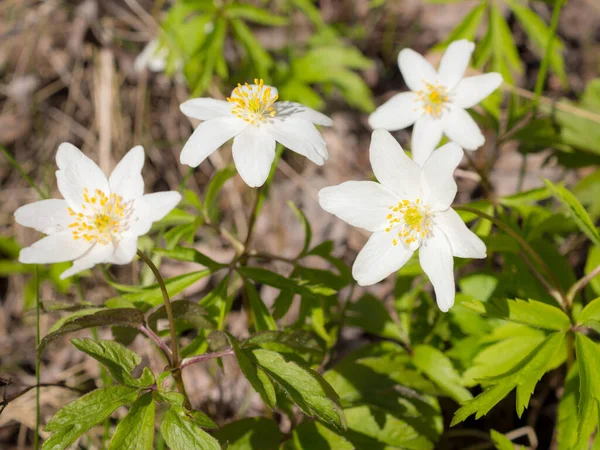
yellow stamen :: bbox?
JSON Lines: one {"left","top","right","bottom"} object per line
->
{"left": 415, "top": 81, "right": 450, "bottom": 118}
{"left": 384, "top": 198, "right": 432, "bottom": 246}
{"left": 227, "top": 78, "right": 278, "bottom": 124}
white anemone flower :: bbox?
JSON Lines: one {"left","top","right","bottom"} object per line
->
{"left": 318, "top": 130, "right": 486, "bottom": 312}
{"left": 368, "top": 39, "right": 503, "bottom": 167}
{"left": 15, "top": 144, "right": 181, "bottom": 279}
{"left": 179, "top": 78, "right": 332, "bottom": 187}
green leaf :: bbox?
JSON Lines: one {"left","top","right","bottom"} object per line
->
{"left": 71, "top": 338, "right": 154, "bottom": 387}
{"left": 39, "top": 308, "right": 145, "bottom": 355}
{"left": 544, "top": 179, "right": 600, "bottom": 247}
{"left": 148, "top": 299, "right": 212, "bottom": 332}
{"left": 490, "top": 430, "right": 516, "bottom": 450}
{"left": 249, "top": 348, "right": 345, "bottom": 431}
{"left": 412, "top": 345, "right": 472, "bottom": 403}
{"left": 345, "top": 294, "right": 406, "bottom": 342}
{"left": 106, "top": 270, "right": 212, "bottom": 309}
{"left": 231, "top": 338, "right": 277, "bottom": 408}
{"left": 575, "top": 333, "right": 600, "bottom": 442}
{"left": 435, "top": 2, "right": 486, "bottom": 49}
{"left": 557, "top": 365, "right": 591, "bottom": 450}
{"left": 230, "top": 19, "right": 273, "bottom": 76}
{"left": 451, "top": 331, "right": 565, "bottom": 425}
{"left": 287, "top": 201, "right": 312, "bottom": 256}
{"left": 48, "top": 308, "right": 105, "bottom": 333}
{"left": 459, "top": 297, "right": 571, "bottom": 330}
{"left": 154, "top": 247, "right": 225, "bottom": 270}
{"left": 238, "top": 266, "right": 338, "bottom": 297}
{"left": 160, "top": 405, "right": 221, "bottom": 450}
{"left": 203, "top": 165, "right": 237, "bottom": 223}
{"left": 226, "top": 3, "right": 288, "bottom": 26}
{"left": 199, "top": 275, "right": 231, "bottom": 329}
{"left": 585, "top": 247, "right": 600, "bottom": 296}
{"left": 108, "top": 393, "right": 155, "bottom": 450}
{"left": 43, "top": 386, "right": 139, "bottom": 450}
{"left": 213, "top": 417, "right": 283, "bottom": 450}
{"left": 244, "top": 330, "right": 323, "bottom": 358}
{"left": 243, "top": 279, "right": 277, "bottom": 332}
{"left": 577, "top": 297, "right": 600, "bottom": 327}
{"left": 286, "top": 421, "right": 354, "bottom": 450}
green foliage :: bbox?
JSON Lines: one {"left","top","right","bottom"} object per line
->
{"left": 160, "top": 405, "right": 221, "bottom": 450}
{"left": 214, "top": 418, "right": 283, "bottom": 450}
{"left": 108, "top": 393, "right": 155, "bottom": 450}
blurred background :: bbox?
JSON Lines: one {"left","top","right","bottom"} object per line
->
{"left": 1, "top": 0, "right": 600, "bottom": 448}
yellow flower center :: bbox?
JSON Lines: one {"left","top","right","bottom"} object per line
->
{"left": 227, "top": 78, "right": 278, "bottom": 125}
{"left": 416, "top": 82, "right": 449, "bottom": 118}
{"left": 68, "top": 188, "right": 133, "bottom": 245}
{"left": 386, "top": 199, "right": 432, "bottom": 246}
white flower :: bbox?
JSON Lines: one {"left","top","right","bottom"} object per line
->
{"left": 179, "top": 78, "right": 332, "bottom": 187}
{"left": 15, "top": 144, "right": 181, "bottom": 279}
{"left": 368, "top": 39, "right": 503, "bottom": 166}
{"left": 134, "top": 39, "right": 171, "bottom": 73}
{"left": 318, "top": 130, "right": 486, "bottom": 312}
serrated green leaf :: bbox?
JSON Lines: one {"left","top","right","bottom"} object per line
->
{"left": 39, "top": 309, "right": 145, "bottom": 355}
{"left": 199, "top": 275, "right": 231, "bottom": 329}
{"left": 213, "top": 417, "right": 283, "bottom": 450}
{"left": 232, "top": 338, "right": 277, "bottom": 408}
{"left": 413, "top": 345, "right": 472, "bottom": 403}
{"left": 544, "top": 179, "right": 600, "bottom": 247}
{"left": 160, "top": 405, "right": 221, "bottom": 450}
{"left": 154, "top": 247, "right": 225, "bottom": 270}
{"left": 244, "top": 279, "right": 277, "bottom": 332}
{"left": 237, "top": 266, "right": 333, "bottom": 297}
{"left": 108, "top": 393, "right": 155, "bottom": 450}
{"left": 575, "top": 333, "right": 600, "bottom": 443}
{"left": 490, "top": 430, "right": 516, "bottom": 450}
{"left": 577, "top": 297, "right": 600, "bottom": 326}
{"left": 43, "top": 386, "right": 139, "bottom": 450}
{"left": 286, "top": 420, "right": 354, "bottom": 450}
{"left": 557, "top": 365, "right": 591, "bottom": 450}
{"left": 148, "top": 299, "right": 212, "bottom": 333}
{"left": 244, "top": 330, "right": 323, "bottom": 358}
{"left": 71, "top": 338, "right": 154, "bottom": 387}
{"left": 451, "top": 332, "right": 565, "bottom": 425}
{"left": 48, "top": 308, "right": 105, "bottom": 333}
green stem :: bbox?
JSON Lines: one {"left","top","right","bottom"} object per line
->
{"left": 1, "top": 146, "right": 47, "bottom": 199}
{"left": 454, "top": 206, "right": 567, "bottom": 307}
{"left": 34, "top": 266, "right": 40, "bottom": 450}
{"left": 566, "top": 263, "right": 600, "bottom": 306}
{"left": 532, "top": 0, "right": 564, "bottom": 113}
{"left": 243, "top": 188, "right": 262, "bottom": 252}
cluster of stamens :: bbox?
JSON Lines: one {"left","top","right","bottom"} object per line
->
{"left": 68, "top": 188, "right": 133, "bottom": 245}
{"left": 385, "top": 199, "right": 432, "bottom": 246}
{"left": 416, "top": 81, "right": 450, "bottom": 118}
{"left": 227, "top": 78, "right": 278, "bottom": 125}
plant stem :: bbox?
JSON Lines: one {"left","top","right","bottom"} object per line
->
{"left": 532, "top": 0, "right": 565, "bottom": 113}
{"left": 34, "top": 266, "right": 40, "bottom": 450}
{"left": 243, "top": 188, "right": 262, "bottom": 252}
{"left": 137, "top": 324, "right": 173, "bottom": 364}
{"left": 1, "top": 146, "right": 47, "bottom": 199}
{"left": 566, "top": 263, "right": 600, "bottom": 306}
{"left": 180, "top": 348, "right": 235, "bottom": 369}
{"left": 455, "top": 206, "right": 568, "bottom": 308}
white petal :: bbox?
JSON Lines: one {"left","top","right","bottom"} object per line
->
{"left": 60, "top": 243, "right": 115, "bottom": 279}
{"left": 108, "top": 145, "right": 145, "bottom": 201}
{"left": 318, "top": 181, "right": 400, "bottom": 232}
{"left": 419, "top": 230, "right": 455, "bottom": 312}
{"left": 352, "top": 231, "right": 414, "bottom": 286}
{"left": 421, "top": 142, "right": 463, "bottom": 211}
{"left": 368, "top": 92, "right": 422, "bottom": 131}
{"left": 265, "top": 119, "right": 328, "bottom": 165}
{"left": 435, "top": 208, "right": 486, "bottom": 259}
{"left": 398, "top": 48, "right": 438, "bottom": 92}
{"left": 180, "top": 98, "right": 233, "bottom": 121}
{"left": 369, "top": 129, "right": 422, "bottom": 200}
{"left": 442, "top": 106, "right": 485, "bottom": 151}
{"left": 180, "top": 117, "right": 247, "bottom": 167}
{"left": 410, "top": 115, "right": 444, "bottom": 167}
{"left": 437, "top": 40, "right": 475, "bottom": 90}
{"left": 19, "top": 232, "right": 91, "bottom": 264}
{"left": 108, "top": 236, "right": 138, "bottom": 265}
{"left": 14, "top": 199, "right": 72, "bottom": 234}
{"left": 452, "top": 73, "right": 504, "bottom": 109}
{"left": 55, "top": 143, "right": 110, "bottom": 211}
{"left": 130, "top": 191, "right": 182, "bottom": 236}
{"left": 274, "top": 102, "right": 332, "bottom": 126}
{"left": 231, "top": 128, "right": 277, "bottom": 188}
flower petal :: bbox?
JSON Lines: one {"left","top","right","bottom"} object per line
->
{"left": 419, "top": 230, "right": 455, "bottom": 312}
{"left": 368, "top": 92, "right": 422, "bottom": 131}
{"left": 56, "top": 143, "right": 110, "bottom": 211}
{"left": 352, "top": 231, "right": 414, "bottom": 286}
{"left": 130, "top": 191, "right": 182, "bottom": 236}
{"left": 108, "top": 235, "right": 138, "bottom": 265}
{"left": 369, "top": 129, "right": 422, "bottom": 200}
{"left": 442, "top": 106, "right": 485, "bottom": 151}
{"left": 437, "top": 40, "right": 475, "bottom": 90}
{"left": 398, "top": 48, "right": 437, "bottom": 92}
{"left": 14, "top": 199, "right": 72, "bottom": 234}
{"left": 19, "top": 232, "right": 91, "bottom": 264}
{"left": 318, "top": 181, "right": 400, "bottom": 232}
{"left": 274, "top": 101, "right": 332, "bottom": 126}
{"left": 266, "top": 118, "right": 328, "bottom": 165}
{"left": 232, "top": 128, "right": 277, "bottom": 187}
{"left": 60, "top": 243, "right": 115, "bottom": 279}
{"left": 108, "top": 145, "right": 145, "bottom": 201}
{"left": 411, "top": 115, "right": 444, "bottom": 167}
{"left": 435, "top": 208, "right": 486, "bottom": 259}
{"left": 452, "top": 73, "right": 504, "bottom": 109}
{"left": 180, "top": 117, "right": 247, "bottom": 167}
{"left": 180, "top": 98, "right": 233, "bottom": 121}
{"left": 421, "top": 142, "right": 463, "bottom": 211}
